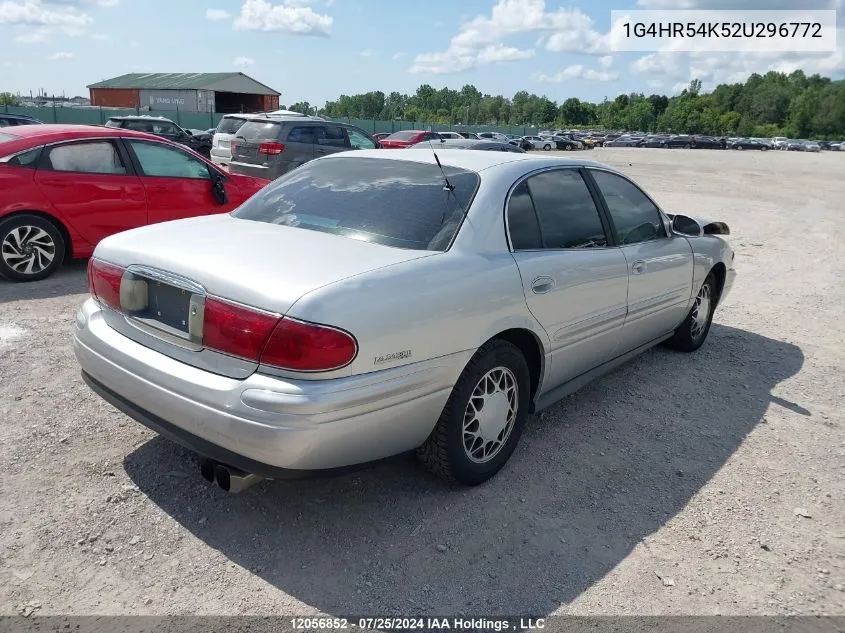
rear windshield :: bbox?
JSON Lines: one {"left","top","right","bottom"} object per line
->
{"left": 232, "top": 157, "right": 480, "bottom": 251}
{"left": 386, "top": 131, "right": 420, "bottom": 141}
{"left": 0, "top": 132, "right": 17, "bottom": 143}
{"left": 236, "top": 121, "right": 283, "bottom": 142}
{"left": 216, "top": 117, "right": 248, "bottom": 135}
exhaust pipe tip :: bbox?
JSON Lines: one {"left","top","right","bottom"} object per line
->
{"left": 214, "top": 464, "right": 263, "bottom": 493}
{"left": 199, "top": 458, "right": 217, "bottom": 483}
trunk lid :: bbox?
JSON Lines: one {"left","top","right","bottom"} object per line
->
{"left": 95, "top": 214, "right": 433, "bottom": 314}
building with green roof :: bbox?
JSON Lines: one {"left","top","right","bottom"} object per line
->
{"left": 87, "top": 72, "right": 280, "bottom": 114}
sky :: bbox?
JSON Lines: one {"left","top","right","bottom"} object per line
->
{"left": 1, "top": 0, "right": 843, "bottom": 105}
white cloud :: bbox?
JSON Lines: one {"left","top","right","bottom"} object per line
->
{"left": 50, "top": 0, "right": 118, "bottom": 6}
{"left": 234, "top": 0, "right": 333, "bottom": 36}
{"left": 648, "top": 79, "right": 663, "bottom": 88}
{"left": 205, "top": 7, "right": 231, "bottom": 20}
{"left": 14, "top": 27, "right": 50, "bottom": 42}
{"left": 359, "top": 48, "right": 374, "bottom": 57}
{"left": 537, "top": 64, "right": 618, "bottom": 82}
{"left": 233, "top": 55, "right": 255, "bottom": 66}
{"left": 0, "top": 0, "right": 93, "bottom": 26}
{"left": 392, "top": 52, "right": 406, "bottom": 59}
{"left": 48, "top": 51, "right": 74, "bottom": 59}
{"left": 599, "top": 55, "right": 613, "bottom": 69}
{"left": 410, "top": 0, "right": 607, "bottom": 74}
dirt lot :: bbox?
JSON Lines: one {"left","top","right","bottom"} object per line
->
{"left": 1, "top": 147, "right": 843, "bottom": 617}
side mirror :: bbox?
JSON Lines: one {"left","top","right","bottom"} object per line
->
{"left": 211, "top": 173, "right": 228, "bottom": 205}
{"left": 671, "top": 214, "right": 703, "bottom": 237}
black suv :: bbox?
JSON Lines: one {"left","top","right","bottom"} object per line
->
{"left": 105, "top": 116, "right": 212, "bottom": 157}
{"left": 0, "top": 113, "right": 43, "bottom": 127}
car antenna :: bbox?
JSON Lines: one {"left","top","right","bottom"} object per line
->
{"left": 427, "top": 136, "right": 454, "bottom": 192}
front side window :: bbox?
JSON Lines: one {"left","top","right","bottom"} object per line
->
{"left": 347, "top": 128, "right": 376, "bottom": 150}
{"left": 524, "top": 169, "right": 607, "bottom": 249}
{"left": 590, "top": 170, "right": 666, "bottom": 245}
{"left": 232, "top": 157, "right": 480, "bottom": 251}
{"left": 128, "top": 140, "right": 210, "bottom": 179}
{"left": 47, "top": 141, "right": 127, "bottom": 175}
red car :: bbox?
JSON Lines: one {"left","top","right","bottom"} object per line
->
{"left": 0, "top": 124, "right": 268, "bottom": 281}
{"left": 378, "top": 130, "right": 443, "bottom": 149}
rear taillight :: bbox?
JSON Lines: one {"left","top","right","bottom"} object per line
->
{"left": 259, "top": 142, "right": 285, "bottom": 155}
{"left": 88, "top": 258, "right": 125, "bottom": 310}
{"left": 200, "top": 300, "right": 357, "bottom": 371}
{"left": 260, "top": 318, "right": 357, "bottom": 372}
{"left": 203, "top": 297, "right": 280, "bottom": 362}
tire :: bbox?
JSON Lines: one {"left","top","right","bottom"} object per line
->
{"left": 736, "top": 145, "right": 743, "bottom": 150}
{"left": 665, "top": 272, "right": 717, "bottom": 353}
{"left": 685, "top": 143, "right": 691, "bottom": 149}
{"left": 565, "top": 144, "right": 573, "bottom": 151}
{"left": 543, "top": 144, "right": 551, "bottom": 151}
{"left": 0, "top": 214, "right": 65, "bottom": 282}
{"left": 416, "top": 340, "right": 530, "bottom": 485}
{"left": 761, "top": 145, "right": 769, "bottom": 151}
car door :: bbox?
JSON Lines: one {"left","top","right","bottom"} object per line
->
{"left": 124, "top": 139, "right": 224, "bottom": 225}
{"left": 507, "top": 168, "right": 630, "bottom": 389}
{"left": 35, "top": 139, "right": 147, "bottom": 246}
{"left": 587, "top": 168, "right": 694, "bottom": 352}
{"left": 313, "top": 124, "right": 350, "bottom": 158}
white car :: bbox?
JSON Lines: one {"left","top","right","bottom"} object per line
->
{"left": 522, "top": 136, "right": 554, "bottom": 151}
{"left": 771, "top": 137, "right": 789, "bottom": 150}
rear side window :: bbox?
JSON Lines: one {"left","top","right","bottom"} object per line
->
{"left": 507, "top": 181, "right": 542, "bottom": 250}
{"left": 46, "top": 141, "right": 127, "bottom": 175}
{"left": 316, "top": 125, "right": 348, "bottom": 148}
{"left": 287, "top": 126, "right": 317, "bottom": 144}
{"left": 386, "top": 131, "right": 420, "bottom": 141}
{"left": 216, "top": 117, "right": 247, "bottom": 135}
{"left": 232, "top": 157, "right": 480, "bottom": 251}
{"left": 237, "top": 121, "right": 283, "bottom": 142}
{"left": 8, "top": 147, "right": 42, "bottom": 167}
{"left": 524, "top": 170, "right": 607, "bottom": 249}
{"left": 0, "top": 132, "right": 17, "bottom": 142}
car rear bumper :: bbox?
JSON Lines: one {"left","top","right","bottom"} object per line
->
{"left": 210, "top": 147, "right": 231, "bottom": 165}
{"left": 74, "top": 299, "right": 463, "bottom": 475}
{"left": 229, "top": 160, "right": 281, "bottom": 180}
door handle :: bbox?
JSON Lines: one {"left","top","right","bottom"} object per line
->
{"left": 40, "top": 180, "right": 72, "bottom": 187}
{"left": 531, "top": 276, "right": 555, "bottom": 294}
{"left": 631, "top": 260, "right": 647, "bottom": 275}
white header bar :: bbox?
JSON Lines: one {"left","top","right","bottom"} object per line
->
{"left": 610, "top": 10, "right": 837, "bottom": 52}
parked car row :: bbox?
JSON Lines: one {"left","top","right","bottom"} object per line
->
{"left": 602, "top": 133, "right": 844, "bottom": 152}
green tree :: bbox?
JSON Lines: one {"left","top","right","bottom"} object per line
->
{"left": 0, "top": 92, "right": 20, "bottom": 106}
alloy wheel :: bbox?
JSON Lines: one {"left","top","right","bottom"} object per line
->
{"left": 1, "top": 225, "right": 56, "bottom": 276}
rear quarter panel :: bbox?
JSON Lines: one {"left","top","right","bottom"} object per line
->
{"left": 282, "top": 251, "right": 547, "bottom": 382}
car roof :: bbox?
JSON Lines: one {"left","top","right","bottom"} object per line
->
{"left": 326, "top": 147, "right": 609, "bottom": 172}
{"left": 108, "top": 115, "right": 175, "bottom": 121}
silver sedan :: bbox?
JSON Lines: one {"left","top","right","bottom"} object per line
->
{"left": 74, "top": 150, "right": 736, "bottom": 488}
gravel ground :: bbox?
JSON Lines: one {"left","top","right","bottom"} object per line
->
{"left": 1, "top": 147, "right": 843, "bottom": 617}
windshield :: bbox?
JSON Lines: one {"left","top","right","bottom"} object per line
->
{"left": 386, "top": 131, "right": 420, "bottom": 141}
{"left": 232, "top": 157, "right": 480, "bottom": 251}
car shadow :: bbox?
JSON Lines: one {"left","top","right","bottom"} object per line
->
{"left": 0, "top": 259, "right": 88, "bottom": 303}
{"left": 124, "top": 324, "right": 805, "bottom": 615}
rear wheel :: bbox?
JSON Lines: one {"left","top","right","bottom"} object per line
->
{"left": 761, "top": 145, "right": 769, "bottom": 151}
{"left": 0, "top": 214, "right": 65, "bottom": 282}
{"left": 565, "top": 144, "right": 574, "bottom": 151}
{"left": 543, "top": 144, "right": 551, "bottom": 151}
{"left": 665, "top": 273, "right": 716, "bottom": 352}
{"left": 417, "top": 340, "right": 530, "bottom": 485}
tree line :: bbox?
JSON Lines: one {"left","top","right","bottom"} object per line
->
{"left": 285, "top": 70, "right": 844, "bottom": 139}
